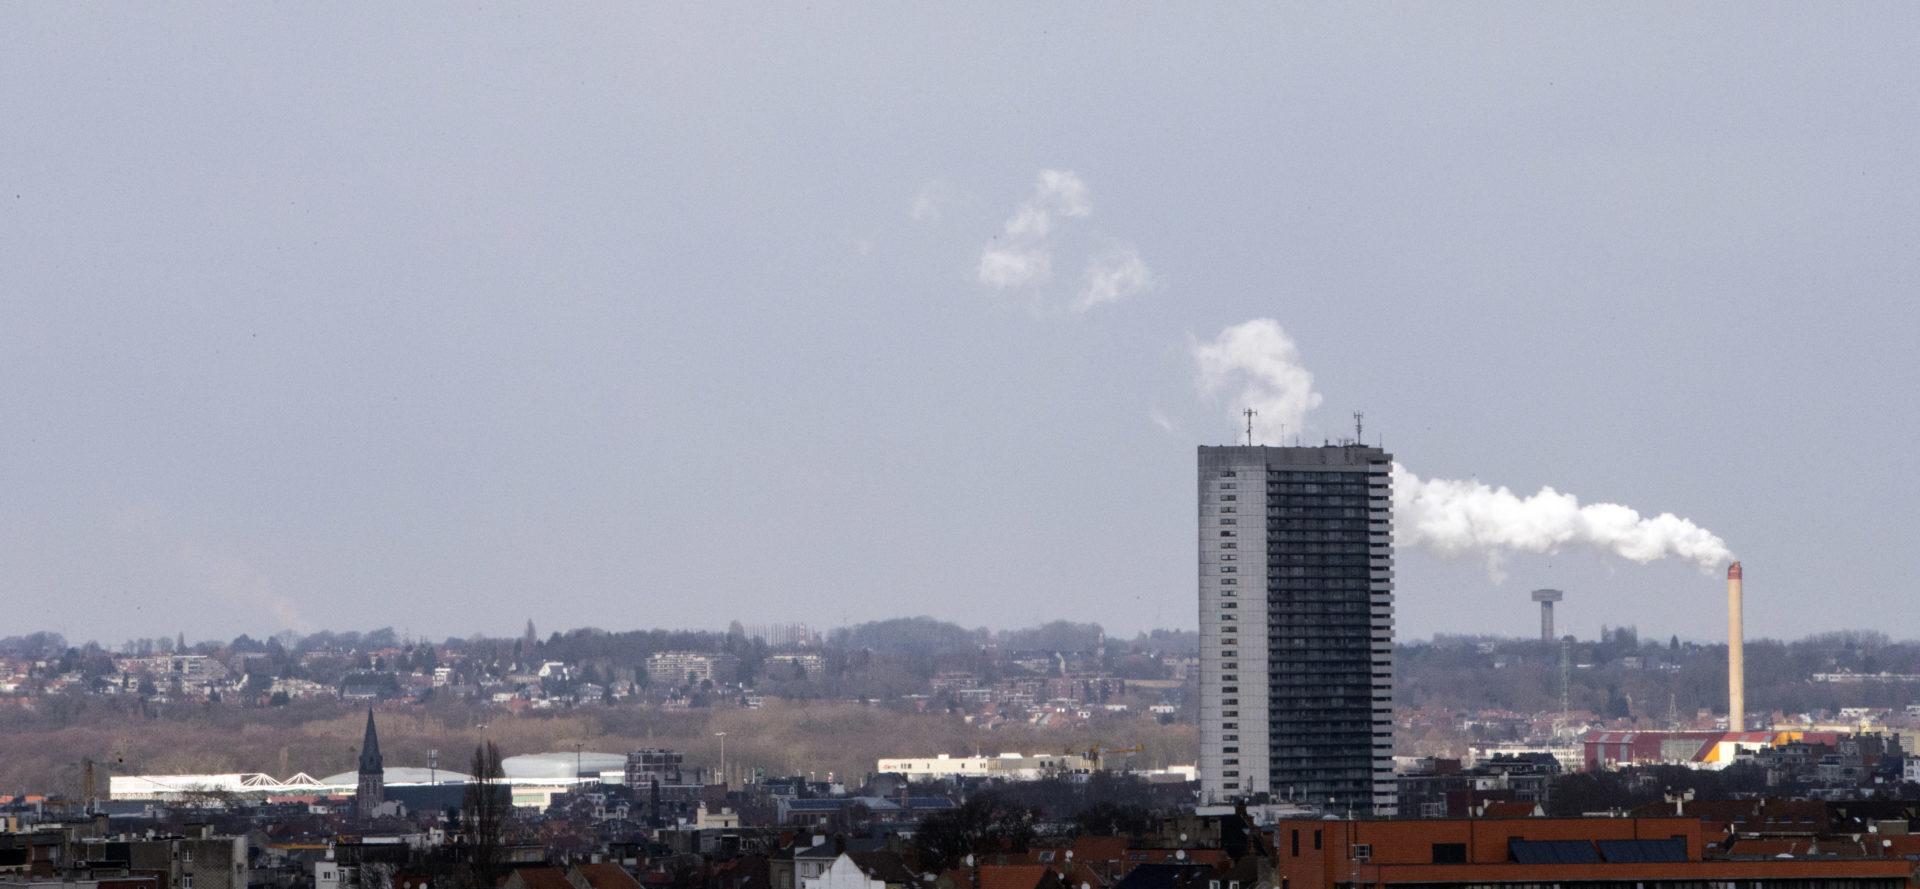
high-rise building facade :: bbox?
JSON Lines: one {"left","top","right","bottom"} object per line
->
{"left": 1198, "top": 445, "right": 1395, "bottom": 814}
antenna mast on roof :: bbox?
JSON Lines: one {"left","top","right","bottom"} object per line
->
{"left": 1243, "top": 408, "right": 1257, "bottom": 446}
{"left": 1353, "top": 411, "right": 1364, "bottom": 445}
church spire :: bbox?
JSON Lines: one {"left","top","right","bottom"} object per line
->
{"left": 355, "top": 708, "right": 385, "bottom": 819}
{"left": 359, "top": 707, "right": 384, "bottom": 774}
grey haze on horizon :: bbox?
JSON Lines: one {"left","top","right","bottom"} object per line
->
{"left": 4, "top": 5, "right": 1915, "bottom": 647}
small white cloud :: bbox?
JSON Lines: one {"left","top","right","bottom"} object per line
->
{"left": 1074, "top": 245, "right": 1155, "bottom": 312}
{"left": 977, "top": 169, "right": 1091, "bottom": 290}
{"left": 979, "top": 245, "right": 1051, "bottom": 289}
{"left": 1035, "top": 170, "right": 1091, "bottom": 217}
{"left": 912, "top": 179, "right": 988, "bottom": 226}
{"left": 1191, "top": 318, "right": 1323, "bottom": 444}
{"left": 1149, "top": 408, "right": 1176, "bottom": 433}
{"left": 911, "top": 180, "right": 953, "bottom": 224}
{"left": 1010, "top": 170, "right": 1090, "bottom": 238}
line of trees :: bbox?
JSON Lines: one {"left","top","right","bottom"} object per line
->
{"left": 1398, "top": 629, "right": 1920, "bottom": 720}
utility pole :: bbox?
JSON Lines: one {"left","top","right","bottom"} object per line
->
{"left": 1244, "top": 408, "right": 1257, "bottom": 446}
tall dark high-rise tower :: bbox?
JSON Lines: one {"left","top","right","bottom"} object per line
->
{"left": 1198, "top": 444, "right": 1395, "bottom": 814}
{"left": 355, "top": 708, "right": 385, "bottom": 819}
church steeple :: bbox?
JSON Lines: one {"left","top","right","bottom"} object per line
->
{"left": 355, "top": 708, "right": 385, "bottom": 818}
{"left": 359, "top": 707, "right": 384, "bottom": 773}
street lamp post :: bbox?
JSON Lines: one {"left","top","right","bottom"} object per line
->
{"left": 714, "top": 732, "right": 727, "bottom": 789}
{"left": 575, "top": 741, "right": 584, "bottom": 785}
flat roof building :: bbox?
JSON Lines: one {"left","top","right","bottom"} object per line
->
{"left": 1198, "top": 445, "right": 1394, "bottom": 813}
{"left": 1271, "top": 815, "right": 1907, "bottom": 889}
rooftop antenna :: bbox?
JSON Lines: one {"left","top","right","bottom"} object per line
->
{"left": 1243, "top": 408, "right": 1257, "bottom": 446}
{"left": 1353, "top": 411, "right": 1364, "bottom": 445}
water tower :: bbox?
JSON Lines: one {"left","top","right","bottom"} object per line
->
{"left": 1529, "top": 589, "right": 1564, "bottom": 643}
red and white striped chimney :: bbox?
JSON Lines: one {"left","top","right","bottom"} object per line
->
{"left": 1727, "top": 562, "right": 1744, "bottom": 732}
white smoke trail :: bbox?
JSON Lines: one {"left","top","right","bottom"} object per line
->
{"left": 1192, "top": 318, "right": 1735, "bottom": 571}
{"left": 1392, "top": 463, "right": 1734, "bottom": 569}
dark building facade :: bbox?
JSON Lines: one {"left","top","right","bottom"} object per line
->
{"left": 1198, "top": 445, "right": 1394, "bottom": 814}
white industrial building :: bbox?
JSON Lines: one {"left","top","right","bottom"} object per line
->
{"left": 110, "top": 751, "right": 630, "bottom": 809}
{"left": 875, "top": 752, "right": 1093, "bottom": 780}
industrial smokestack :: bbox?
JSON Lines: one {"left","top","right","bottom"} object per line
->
{"left": 1727, "top": 562, "right": 1744, "bottom": 732}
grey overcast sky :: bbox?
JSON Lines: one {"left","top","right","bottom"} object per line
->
{"left": 4, "top": 5, "right": 1916, "bottom": 647}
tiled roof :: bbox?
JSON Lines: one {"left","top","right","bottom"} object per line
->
{"left": 787, "top": 800, "right": 848, "bottom": 811}
{"left": 1073, "top": 837, "right": 1128, "bottom": 863}
{"left": 1481, "top": 801, "right": 1539, "bottom": 818}
{"left": 1111, "top": 863, "right": 1213, "bottom": 889}
{"left": 573, "top": 863, "right": 644, "bottom": 889}
{"left": 512, "top": 868, "right": 577, "bottom": 889}
{"left": 976, "top": 866, "right": 1054, "bottom": 889}
{"left": 845, "top": 852, "right": 916, "bottom": 886}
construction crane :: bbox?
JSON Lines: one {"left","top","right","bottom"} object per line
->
{"left": 1085, "top": 744, "right": 1144, "bottom": 771}
{"left": 79, "top": 756, "right": 130, "bottom": 814}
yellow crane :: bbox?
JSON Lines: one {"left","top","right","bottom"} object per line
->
{"left": 1084, "top": 744, "right": 1144, "bottom": 770}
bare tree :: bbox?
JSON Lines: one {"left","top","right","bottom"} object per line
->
{"left": 462, "top": 741, "right": 508, "bottom": 886}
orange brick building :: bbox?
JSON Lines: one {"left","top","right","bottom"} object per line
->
{"left": 1271, "top": 816, "right": 1909, "bottom": 889}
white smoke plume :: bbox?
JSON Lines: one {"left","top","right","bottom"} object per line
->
{"left": 978, "top": 170, "right": 1091, "bottom": 290}
{"left": 1192, "top": 317, "right": 1735, "bottom": 572}
{"left": 1393, "top": 464, "right": 1735, "bottom": 570}
{"left": 1191, "top": 318, "right": 1321, "bottom": 443}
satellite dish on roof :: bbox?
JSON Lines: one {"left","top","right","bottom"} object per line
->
{"left": 1176, "top": 851, "right": 1187, "bottom": 861}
